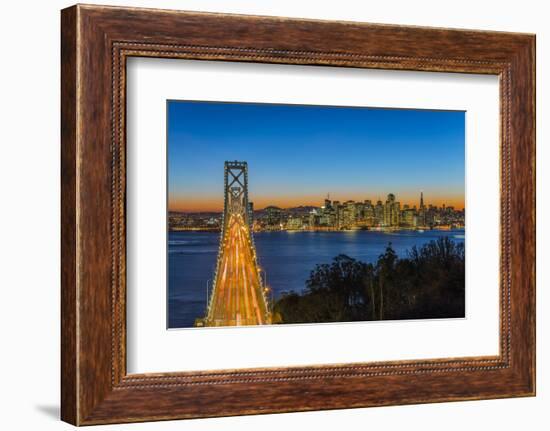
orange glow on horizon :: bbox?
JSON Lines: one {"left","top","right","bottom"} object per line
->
{"left": 169, "top": 193, "right": 465, "bottom": 213}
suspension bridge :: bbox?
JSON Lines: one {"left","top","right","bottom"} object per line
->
{"left": 197, "top": 161, "right": 271, "bottom": 327}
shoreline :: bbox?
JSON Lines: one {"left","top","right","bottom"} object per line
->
{"left": 169, "top": 227, "right": 465, "bottom": 234}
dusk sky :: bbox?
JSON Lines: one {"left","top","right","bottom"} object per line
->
{"left": 167, "top": 100, "right": 465, "bottom": 212}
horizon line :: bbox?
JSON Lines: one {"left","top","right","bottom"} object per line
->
{"left": 169, "top": 201, "right": 466, "bottom": 213}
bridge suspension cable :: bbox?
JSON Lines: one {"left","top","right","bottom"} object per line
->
{"left": 197, "top": 161, "right": 271, "bottom": 327}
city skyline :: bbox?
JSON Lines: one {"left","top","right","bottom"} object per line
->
{"left": 168, "top": 100, "right": 465, "bottom": 212}
{"left": 169, "top": 189, "right": 465, "bottom": 233}
{"left": 169, "top": 191, "right": 462, "bottom": 213}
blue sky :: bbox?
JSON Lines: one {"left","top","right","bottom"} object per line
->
{"left": 167, "top": 100, "right": 465, "bottom": 212}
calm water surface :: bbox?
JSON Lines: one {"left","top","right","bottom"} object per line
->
{"left": 168, "top": 229, "right": 465, "bottom": 328}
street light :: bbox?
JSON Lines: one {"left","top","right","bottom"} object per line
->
{"left": 264, "top": 285, "right": 274, "bottom": 310}
{"left": 205, "top": 279, "right": 211, "bottom": 313}
{"left": 257, "top": 266, "right": 272, "bottom": 309}
{"left": 257, "top": 267, "right": 267, "bottom": 288}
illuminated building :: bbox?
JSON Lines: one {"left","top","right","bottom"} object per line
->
{"left": 374, "top": 200, "right": 384, "bottom": 226}
{"left": 384, "top": 193, "right": 400, "bottom": 227}
{"left": 286, "top": 217, "right": 304, "bottom": 230}
{"left": 265, "top": 205, "right": 282, "bottom": 226}
{"left": 401, "top": 208, "right": 416, "bottom": 227}
{"left": 418, "top": 191, "right": 426, "bottom": 227}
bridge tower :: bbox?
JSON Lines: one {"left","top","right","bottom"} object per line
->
{"left": 222, "top": 161, "right": 253, "bottom": 233}
{"left": 201, "top": 161, "right": 271, "bottom": 327}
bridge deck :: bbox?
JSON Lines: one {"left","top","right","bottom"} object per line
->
{"left": 207, "top": 214, "right": 270, "bottom": 326}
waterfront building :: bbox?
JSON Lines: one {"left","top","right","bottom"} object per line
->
{"left": 343, "top": 200, "right": 357, "bottom": 229}
{"left": 418, "top": 191, "right": 426, "bottom": 227}
{"left": 265, "top": 205, "right": 283, "bottom": 226}
{"left": 363, "top": 201, "right": 375, "bottom": 227}
{"left": 374, "top": 200, "right": 384, "bottom": 226}
{"left": 401, "top": 208, "right": 416, "bottom": 227}
{"left": 286, "top": 217, "right": 304, "bottom": 230}
{"left": 335, "top": 201, "right": 346, "bottom": 229}
{"left": 320, "top": 199, "right": 336, "bottom": 227}
{"left": 384, "top": 193, "right": 400, "bottom": 227}
{"left": 308, "top": 209, "right": 320, "bottom": 228}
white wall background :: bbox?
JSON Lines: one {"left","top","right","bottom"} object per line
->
{"left": 0, "top": 0, "right": 546, "bottom": 429}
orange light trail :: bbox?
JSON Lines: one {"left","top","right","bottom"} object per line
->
{"left": 206, "top": 213, "right": 270, "bottom": 326}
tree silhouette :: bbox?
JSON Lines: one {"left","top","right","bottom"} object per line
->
{"left": 274, "top": 237, "right": 465, "bottom": 324}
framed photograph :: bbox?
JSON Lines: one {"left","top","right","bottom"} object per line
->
{"left": 61, "top": 4, "right": 535, "bottom": 425}
{"left": 165, "top": 101, "right": 466, "bottom": 330}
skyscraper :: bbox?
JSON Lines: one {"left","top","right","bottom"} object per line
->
{"left": 418, "top": 191, "right": 426, "bottom": 227}
{"left": 384, "top": 193, "right": 400, "bottom": 227}
{"left": 374, "top": 200, "right": 384, "bottom": 226}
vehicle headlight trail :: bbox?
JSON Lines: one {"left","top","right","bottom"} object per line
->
{"left": 199, "top": 161, "right": 271, "bottom": 327}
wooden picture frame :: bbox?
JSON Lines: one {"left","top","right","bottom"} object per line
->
{"left": 61, "top": 4, "right": 535, "bottom": 425}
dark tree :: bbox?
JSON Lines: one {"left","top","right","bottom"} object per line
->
{"left": 273, "top": 237, "right": 465, "bottom": 324}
